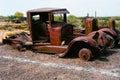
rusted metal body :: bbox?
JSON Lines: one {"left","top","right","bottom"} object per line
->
{"left": 3, "top": 32, "right": 32, "bottom": 51}
{"left": 58, "top": 29, "right": 115, "bottom": 60}
{"left": 109, "top": 20, "right": 116, "bottom": 30}
{"left": 84, "top": 18, "right": 98, "bottom": 34}
{"left": 3, "top": 8, "right": 119, "bottom": 61}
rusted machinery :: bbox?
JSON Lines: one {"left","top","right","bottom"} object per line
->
{"left": 3, "top": 8, "right": 119, "bottom": 61}
{"left": 3, "top": 32, "right": 32, "bottom": 51}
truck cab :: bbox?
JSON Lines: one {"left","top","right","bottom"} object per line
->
{"left": 27, "top": 8, "right": 73, "bottom": 45}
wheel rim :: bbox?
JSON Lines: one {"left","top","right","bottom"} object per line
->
{"left": 78, "top": 48, "right": 92, "bottom": 61}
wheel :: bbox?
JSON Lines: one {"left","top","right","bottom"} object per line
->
{"left": 78, "top": 48, "right": 92, "bottom": 61}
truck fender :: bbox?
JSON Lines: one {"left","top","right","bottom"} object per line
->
{"left": 98, "top": 28, "right": 118, "bottom": 47}
{"left": 58, "top": 36, "right": 98, "bottom": 59}
{"left": 99, "top": 28, "right": 117, "bottom": 39}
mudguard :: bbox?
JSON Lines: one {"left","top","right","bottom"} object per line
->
{"left": 98, "top": 28, "right": 118, "bottom": 47}
{"left": 58, "top": 35, "right": 99, "bottom": 58}
{"left": 99, "top": 28, "right": 117, "bottom": 39}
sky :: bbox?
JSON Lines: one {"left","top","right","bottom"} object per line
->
{"left": 0, "top": 0, "right": 120, "bottom": 17}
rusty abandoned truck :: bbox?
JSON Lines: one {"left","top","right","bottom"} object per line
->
{"left": 3, "top": 8, "right": 119, "bottom": 61}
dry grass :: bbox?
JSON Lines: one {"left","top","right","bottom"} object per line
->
{"left": 0, "top": 22, "right": 28, "bottom": 31}
{"left": 0, "top": 22, "right": 29, "bottom": 44}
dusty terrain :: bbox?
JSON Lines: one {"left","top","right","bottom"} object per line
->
{"left": 0, "top": 44, "right": 120, "bottom": 80}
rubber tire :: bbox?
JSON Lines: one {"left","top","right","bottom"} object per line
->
{"left": 78, "top": 48, "right": 92, "bottom": 61}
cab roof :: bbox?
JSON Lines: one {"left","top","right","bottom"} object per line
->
{"left": 27, "top": 8, "right": 70, "bottom": 14}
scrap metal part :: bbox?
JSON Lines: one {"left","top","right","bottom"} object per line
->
{"left": 3, "top": 32, "right": 32, "bottom": 51}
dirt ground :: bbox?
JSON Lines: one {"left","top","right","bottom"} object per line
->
{"left": 0, "top": 43, "right": 120, "bottom": 80}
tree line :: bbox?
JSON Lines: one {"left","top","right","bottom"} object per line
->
{"left": 1, "top": 12, "right": 120, "bottom": 29}
{"left": 0, "top": 12, "right": 25, "bottom": 22}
